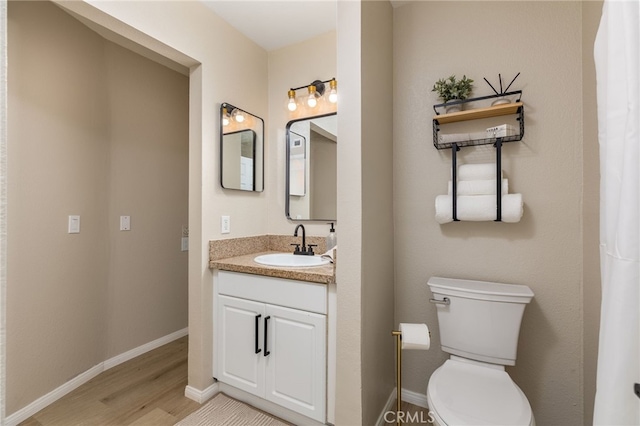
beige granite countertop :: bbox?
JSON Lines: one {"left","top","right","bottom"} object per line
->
{"left": 209, "top": 235, "right": 336, "bottom": 284}
{"left": 210, "top": 250, "right": 334, "bottom": 284}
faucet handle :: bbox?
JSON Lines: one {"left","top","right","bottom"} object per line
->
{"left": 290, "top": 243, "right": 301, "bottom": 254}
{"left": 307, "top": 244, "right": 317, "bottom": 254}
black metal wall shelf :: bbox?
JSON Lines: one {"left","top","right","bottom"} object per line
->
{"left": 432, "top": 91, "right": 525, "bottom": 222}
{"left": 433, "top": 91, "right": 524, "bottom": 150}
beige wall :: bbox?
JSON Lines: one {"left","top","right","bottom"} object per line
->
{"left": 360, "top": 1, "right": 395, "bottom": 425}
{"left": 393, "top": 2, "right": 596, "bottom": 424}
{"left": 103, "top": 41, "right": 189, "bottom": 358}
{"left": 7, "top": 2, "right": 110, "bottom": 414}
{"left": 53, "top": 0, "right": 270, "bottom": 393}
{"left": 266, "top": 31, "right": 337, "bottom": 235}
{"left": 335, "top": 1, "right": 395, "bottom": 424}
{"left": 7, "top": 1, "right": 189, "bottom": 414}
{"left": 335, "top": 2, "right": 364, "bottom": 423}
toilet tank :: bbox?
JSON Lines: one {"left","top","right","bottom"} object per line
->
{"left": 427, "top": 277, "right": 534, "bottom": 366}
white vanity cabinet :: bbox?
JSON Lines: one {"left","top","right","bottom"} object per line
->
{"left": 215, "top": 271, "right": 327, "bottom": 423}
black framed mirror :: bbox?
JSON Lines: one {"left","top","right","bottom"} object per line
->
{"left": 220, "top": 103, "right": 264, "bottom": 192}
{"left": 286, "top": 113, "right": 337, "bottom": 221}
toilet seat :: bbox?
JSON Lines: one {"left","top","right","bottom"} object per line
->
{"left": 427, "top": 359, "right": 533, "bottom": 426}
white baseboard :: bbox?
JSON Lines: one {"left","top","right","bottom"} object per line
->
{"left": 185, "top": 382, "right": 218, "bottom": 404}
{"left": 375, "top": 388, "right": 398, "bottom": 426}
{"left": 4, "top": 328, "right": 188, "bottom": 426}
{"left": 4, "top": 363, "right": 104, "bottom": 426}
{"left": 375, "top": 388, "right": 430, "bottom": 426}
{"left": 104, "top": 327, "right": 188, "bottom": 370}
{"left": 401, "top": 387, "right": 429, "bottom": 409}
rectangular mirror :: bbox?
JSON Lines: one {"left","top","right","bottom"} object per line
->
{"left": 220, "top": 103, "right": 264, "bottom": 192}
{"left": 286, "top": 113, "right": 337, "bottom": 221}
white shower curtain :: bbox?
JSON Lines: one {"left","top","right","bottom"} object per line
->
{"left": 594, "top": 0, "right": 640, "bottom": 424}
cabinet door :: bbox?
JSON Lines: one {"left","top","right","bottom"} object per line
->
{"left": 264, "top": 304, "right": 326, "bottom": 422}
{"left": 217, "top": 295, "right": 266, "bottom": 396}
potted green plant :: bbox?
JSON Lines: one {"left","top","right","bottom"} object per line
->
{"left": 432, "top": 75, "right": 474, "bottom": 112}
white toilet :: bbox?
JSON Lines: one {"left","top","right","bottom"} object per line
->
{"left": 426, "top": 277, "right": 535, "bottom": 426}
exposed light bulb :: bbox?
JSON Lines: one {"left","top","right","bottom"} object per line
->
{"left": 232, "top": 108, "right": 244, "bottom": 123}
{"left": 307, "top": 85, "right": 318, "bottom": 108}
{"left": 328, "top": 79, "right": 338, "bottom": 103}
{"left": 222, "top": 107, "right": 230, "bottom": 126}
{"left": 287, "top": 89, "right": 297, "bottom": 112}
{"left": 328, "top": 89, "right": 338, "bottom": 103}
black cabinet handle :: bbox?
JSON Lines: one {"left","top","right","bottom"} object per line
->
{"left": 255, "top": 314, "right": 262, "bottom": 354}
{"left": 264, "top": 316, "right": 271, "bottom": 357}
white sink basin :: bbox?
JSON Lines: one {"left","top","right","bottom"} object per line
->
{"left": 254, "top": 253, "right": 330, "bottom": 268}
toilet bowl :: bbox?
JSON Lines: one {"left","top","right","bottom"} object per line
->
{"left": 427, "top": 357, "right": 534, "bottom": 426}
{"left": 426, "top": 277, "right": 535, "bottom": 426}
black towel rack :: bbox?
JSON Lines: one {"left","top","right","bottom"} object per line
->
{"left": 433, "top": 91, "right": 524, "bottom": 222}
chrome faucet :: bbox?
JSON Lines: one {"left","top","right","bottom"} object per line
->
{"left": 292, "top": 224, "right": 316, "bottom": 255}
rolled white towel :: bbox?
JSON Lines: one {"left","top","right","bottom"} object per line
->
{"left": 435, "top": 194, "right": 523, "bottom": 224}
{"left": 447, "top": 179, "right": 509, "bottom": 196}
{"left": 454, "top": 163, "right": 503, "bottom": 181}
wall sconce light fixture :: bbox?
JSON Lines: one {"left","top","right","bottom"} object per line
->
{"left": 222, "top": 103, "right": 248, "bottom": 126}
{"left": 286, "top": 78, "right": 337, "bottom": 111}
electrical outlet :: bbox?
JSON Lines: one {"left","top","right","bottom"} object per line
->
{"left": 221, "top": 216, "right": 230, "bottom": 234}
{"left": 182, "top": 225, "right": 189, "bottom": 238}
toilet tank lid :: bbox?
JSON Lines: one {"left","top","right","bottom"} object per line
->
{"left": 428, "top": 277, "right": 534, "bottom": 302}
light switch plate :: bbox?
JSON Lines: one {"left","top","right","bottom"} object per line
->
{"left": 68, "top": 215, "right": 80, "bottom": 234}
{"left": 221, "top": 215, "right": 230, "bottom": 234}
{"left": 120, "top": 215, "right": 131, "bottom": 231}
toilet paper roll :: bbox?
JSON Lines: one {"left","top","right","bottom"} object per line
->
{"left": 399, "top": 323, "right": 430, "bottom": 350}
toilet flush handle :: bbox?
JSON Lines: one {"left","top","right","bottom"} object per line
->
{"left": 429, "top": 297, "right": 450, "bottom": 306}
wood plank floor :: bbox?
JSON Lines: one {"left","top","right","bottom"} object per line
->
{"left": 19, "top": 335, "right": 430, "bottom": 425}
{"left": 20, "top": 336, "right": 202, "bottom": 426}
